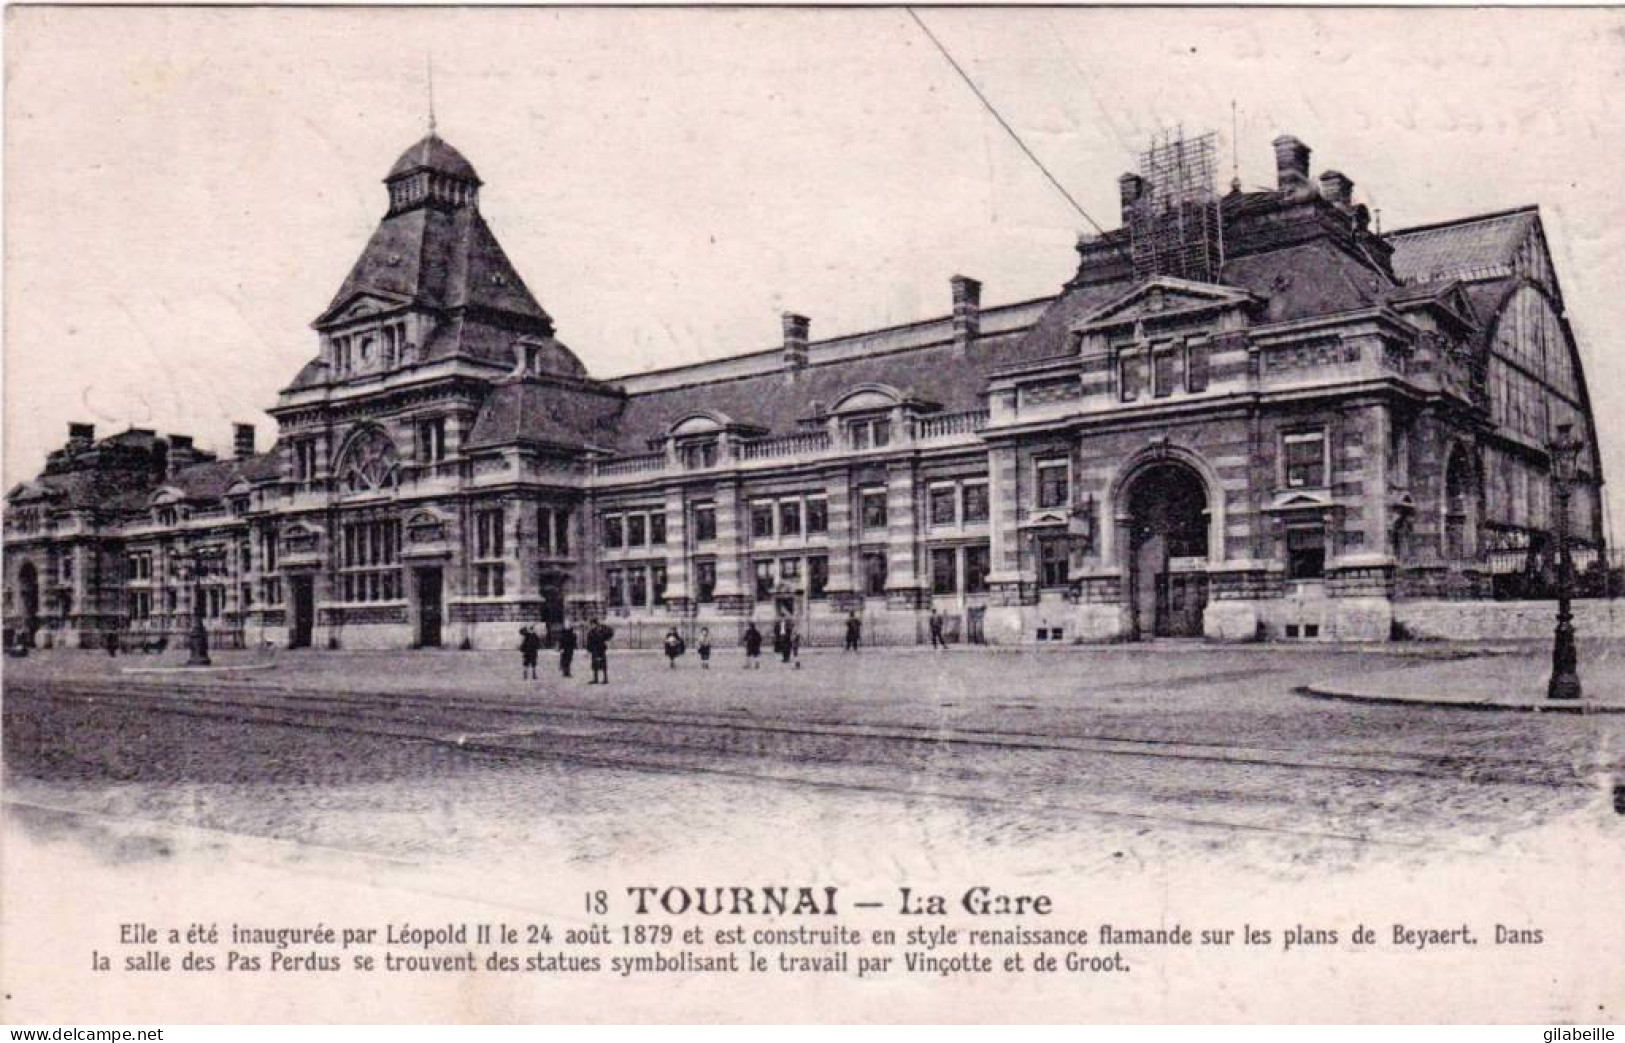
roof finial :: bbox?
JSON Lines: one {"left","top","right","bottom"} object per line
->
{"left": 426, "top": 54, "right": 437, "bottom": 137}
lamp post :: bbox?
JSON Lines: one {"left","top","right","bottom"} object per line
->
{"left": 1547, "top": 422, "right": 1582, "bottom": 701}
{"left": 186, "top": 551, "right": 212, "bottom": 667}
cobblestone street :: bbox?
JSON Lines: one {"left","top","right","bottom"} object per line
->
{"left": 6, "top": 642, "right": 1621, "bottom": 883}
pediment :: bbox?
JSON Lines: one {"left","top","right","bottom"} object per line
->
{"left": 313, "top": 290, "right": 413, "bottom": 330}
{"left": 1077, "top": 277, "right": 1261, "bottom": 332}
{"left": 6, "top": 481, "right": 57, "bottom": 504}
{"left": 1265, "top": 490, "right": 1334, "bottom": 513}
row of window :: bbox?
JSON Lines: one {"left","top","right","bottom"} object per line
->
{"left": 750, "top": 495, "right": 829, "bottom": 539}
{"left": 331, "top": 322, "right": 408, "bottom": 376}
{"left": 1119, "top": 341, "right": 1210, "bottom": 402}
{"left": 340, "top": 519, "right": 402, "bottom": 604}
{"left": 603, "top": 509, "right": 667, "bottom": 550}
{"left": 928, "top": 481, "right": 990, "bottom": 526}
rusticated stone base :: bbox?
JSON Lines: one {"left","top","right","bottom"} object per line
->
{"left": 1202, "top": 600, "right": 1264, "bottom": 641}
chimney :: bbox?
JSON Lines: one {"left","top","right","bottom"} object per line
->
{"left": 67, "top": 422, "right": 95, "bottom": 450}
{"left": 167, "top": 434, "right": 196, "bottom": 478}
{"left": 234, "top": 423, "right": 257, "bottom": 460}
{"left": 1318, "top": 170, "right": 1354, "bottom": 211}
{"left": 782, "top": 312, "right": 809, "bottom": 372}
{"left": 1118, "top": 173, "right": 1147, "bottom": 223}
{"left": 951, "top": 275, "right": 982, "bottom": 351}
{"left": 1272, "top": 135, "right": 1311, "bottom": 187}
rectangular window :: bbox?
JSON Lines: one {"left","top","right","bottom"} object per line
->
{"left": 846, "top": 418, "right": 892, "bottom": 450}
{"left": 415, "top": 418, "right": 447, "bottom": 463}
{"left": 779, "top": 500, "right": 802, "bottom": 537}
{"left": 861, "top": 488, "right": 888, "bottom": 530}
{"left": 1186, "top": 341, "right": 1210, "bottom": 393}
{"left": 931, "top": 548, "right": 958, "bottom": 595}
{"left": 755, "top": 559, "right": 776, "bottom": 598}
{"left": 863, "top": 551, "right": 889, "bottom": 596}
{"left": 628, "top": 566, "right": 648, "bottom": 608}
{"left": 606, "top": 569, "right": 625, "bottom": 608}
{"left": 1286, "top": 525, "right": 1326, "bottom": 580}
{"left": 1120, "top": 353, "right": 1143, "bottom": 402}
{"left": 554, "top": 509, "right": 570, "bottom": 556}
{"left": 681, "top": 440, "right": 718, "bottom": 469}
{"left": 475, "top": 564, "right": 506, "bottom": 597}
{"left": 751, "top": 501, "right": 775, "bottom": 539}
{"left": 475, "top": 508, "right": 505, "bottom": 559}
{"left": 929, "top": 486, "right": 957, "bottom": 526}
{"left": 964, "top": 544, "right": 991, "bottom": 594}
{"left": 537, "top": 508, "right": 554, "bottom": 555}
{"left": 650, "top": 512, "right": 666, "bottom": 546}
{"left": 1153, "top": 349, "right": 1178, "bottom": 398}
{"left": 808, "top": 555, "right": 829, "bottom": 599}
{"left": 693, "top": 504, "right": 716, "bottom": 543}
{"left": 340, "top": 518, "right": 402, "bottom": 603}
{"left": 1037, "top": 460, "right": 1069, "bottom": 509}
{"left": 1038, "top": 535, "right": 1070, "bottom": 588}
{"left": 1284, "top": 430, "right": 1327, "bottom": 489}
{"left": 778, "top": 557, "right": 801, "bottom": 590}
{"left": 962, "top": 483, "right": 989, "bottom": 524}
{"left": 695, "top": 560, "right": 716, "bottom": 603}
{"left": 293, "top": 439, "right": 319, "bottom": 482}
{"left": 806, "top": 497, "right": 828, "bottom": 534}
{"left": 603, "top": 515, "right": 624, "bottom": 549}
{"left": 627, "top": 513, "right": 647, "bottom": 548}
{"left": 651, "top": 565, "right": 667, "bottom": 605}
{"left": 260, "top": 528, "right": 279, "bottom": 572}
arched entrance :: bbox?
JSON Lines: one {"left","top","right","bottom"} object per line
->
{"left": 17, "top": 561, "right": 39, "bottom": 645}
{"left": 1125, "top": 463, "right": 1209, "bottom": 639}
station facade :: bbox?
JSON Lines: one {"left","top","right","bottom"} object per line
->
{"left": 3, "top": 129, "right": 1607, "bottom": 649}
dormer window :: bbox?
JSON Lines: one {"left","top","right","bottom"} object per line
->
{"left": 846, "top": 416, "right": 891, "bottom": 450}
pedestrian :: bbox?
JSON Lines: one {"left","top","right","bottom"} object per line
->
{"left": 743, "top": 621, "right": 763, "bottom": 669}
{"left": 929, "top": 611, "right": 946, "bottom": 650}
{"left": 790, "top": 628, "right": 802, "bottom": 670}
{"left": 519, "top": 625, "right": 541, "bottom": 679}
{"left": 776, "top": 617, "right": 795, "bottom": 665}
{"left": 663, "top": 627, "right": 686, "bottom": 668}
{"left": 843, "top": 612, "right": 862, "bottom": 653}
{"left": 697, "top": 626, "right": 712, "bottom": 669}
{"left": 585, "top": 618, "right": 614, "bottom": 684}
{"left": 557, "top": 622, "right": 577, "bottom": 678}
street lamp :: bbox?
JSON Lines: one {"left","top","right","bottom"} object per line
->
{"left": 1547, "top": 422, "right": 1582, "bottom": 701}
{"left": 186, "top": 551, "right": 213, "bottom": 667}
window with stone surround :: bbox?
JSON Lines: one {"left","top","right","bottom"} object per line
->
{"left": 692, "top": 503, "right": 716, "bottom": 543}
{"left": 931, "top": 548, "right": 957, "bottom": 595}
{"left": 779, "top": 500, "right": 802, "bottom": 537}
{"left": 754, "top": 559, "right": 775, "bottom": 598}
{"left": 962, "top": 483, "right": 989, "bottom": 524}
{"left": 1119, "top": 352, "right": 1144, "bottom": 402}
{"left": 860, "top": 488, "right": 888, "bottom": 530}
{"left": 473, "top": 507, "right": 506, "bottom": 597}
{"left": 340, "top": 517, "right": 402, "bottom": 602}
{"left": 1286, "top": 524, "right": 1326, "bottom": 580}
{"left": 808, "top": 555, "right": 829, "bottom": 599}
{"left": 628, "top": 565, "right": 649, "bottom": 608}
{"left": 1153, "top": 348, "right": 1178, "bottom": 398}
{"left": 929, "top": 485, "right": 957, "bottom": 527}
{"left": 964, "top": 544, "right": 991, "bottom": 594}
{"left": 606, "top": 569, "right": 625, "bottom": 608}
{"left": 751, "top": 501, "right": 775, "bottom": 540}
{"left": 415, "top": 417, "right": 447, "bottom": 463}
{"left": 806, "top": 497, "right": 828, "bottom": 535}
{"left": 650, "top": 512, "right": 666, "bottom": 546}
{"left": 603, "top": 515, "right": 624, "bottom": 549}
{"left": 1284, "top": 430, "right": 1327, "bottom": 489}
{"left": 846, "top": 416, "right": 892, "bottom": 450}
{"left": 1037, "top": 459, "right": 1070, "bottom": 510}
{"left": 1186, "top": 340, "right": 1210, "bottom": 393}
{"left": 694, "top": 560, "right": 716, "bottom": 603}
{"left": 863, "top": 550, "right": 888, "bottom": 596}
{"left": 627, "top": 513, "right": 647, "bottom": 548}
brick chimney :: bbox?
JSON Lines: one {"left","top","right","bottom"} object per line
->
{"left": 233, "top": 423, "right": 256, "bottom": 459}
{"left": 1318, "top": 170, "right": 1354, "bottom": 211}
{"left": 1272, "top": 135, "right": 1311, "bottom": 187}
{"left": 167, "top": 434, "right": 196, "bottom": 478}
{"left": 67, "top": 422, "right": 95, "bottom": 451}
{"left": 782, "top": 312, "right": 809, "bottom": 372}
{"left": 1118, "top": 173, "right": 1147, "bottom": 223}
{"left": 951, "top": 275, "right": 981, "bottom": 351}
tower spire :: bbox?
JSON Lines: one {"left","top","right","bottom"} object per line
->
{"left": 427, "top": 54, "right": 437, "bottom": 137}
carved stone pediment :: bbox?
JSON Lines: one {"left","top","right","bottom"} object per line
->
{"left": 1076, "top": 277, "right": 1261, "bottom": 334}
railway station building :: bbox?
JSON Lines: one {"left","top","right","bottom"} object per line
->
{"left": 3, "top": 128, "right": 1607, "bottom": 649}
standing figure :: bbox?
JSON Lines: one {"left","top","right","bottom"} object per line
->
{"left": 743, "top": 622, "right": 763, "bottom": 669}
{"left": 663, "top": 627, "right": 686, "bottom": 668}
{"left": 844, "top": 612, "right": 862, "bottom": 653}
{"left": 586, "top": 618, "right": 614, "bottom": 685}
{"left": 929, "top": 611, "right": 946, "bottom": 650}
{"left": 697, "top": 627, "right": 712, "bottom": 670}
{"left": 519, "top": 626, "right": 541, "bottom": 679}
{"left": 557, "top": 622, "right": 577, "bottom": 678}
{"left": 776, "top": 617, "right": 795, "bottom": 664}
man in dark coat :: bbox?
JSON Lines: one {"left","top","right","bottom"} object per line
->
{"left": 843, "top": 612, "right": 862, "bottom": 653}
{"left": 775, "top": 617, "right": 795, "bottom": 664}
{"left": 557, "top": 623, "right": 577, "bottom": 678}
{"left": 929, "top": 611, "right": 946, "bottom": 650}
{"left": 743, "top": 622, "right": 763, "bottom": 669}
{"left": 519, "top": 626, "right": 541, "bottom": 679}
{"left": 585, "top": 618, "right": 614, "bottom": 685}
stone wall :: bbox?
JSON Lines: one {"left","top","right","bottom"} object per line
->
{"left": 1393, "top": 599, "right": 1625, "bottom": 640}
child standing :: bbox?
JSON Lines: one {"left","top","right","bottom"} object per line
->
{"left": 697, "top": 627, "right": 712, "bottom": 669}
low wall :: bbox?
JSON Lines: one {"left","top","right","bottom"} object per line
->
{"left": 1393, "top": 599, "right": 1625, "bottom": 640}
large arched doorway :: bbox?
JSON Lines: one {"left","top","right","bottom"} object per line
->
{"left": 1125, "top": 463, "right": 1209, "bottom": 639}
{"left": 17, "top": 561, "right": 39, "bottom": 645}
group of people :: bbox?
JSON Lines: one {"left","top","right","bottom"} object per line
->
{"left": 517, "top": 611, "right": 882, "bottom": 681}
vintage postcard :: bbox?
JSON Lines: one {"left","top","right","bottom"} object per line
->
{"left": 2, "top": 5, "right": 1622, "bottom": 1025}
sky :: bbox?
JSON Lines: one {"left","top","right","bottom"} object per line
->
{"left": 7, "top": 7, "right": 1625, "bottom": 536}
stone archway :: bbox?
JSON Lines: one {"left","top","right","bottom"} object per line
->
{"left": 1123, "top": 461, "right": 1210, "bottom": 639}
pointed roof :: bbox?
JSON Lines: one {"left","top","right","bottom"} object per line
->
{"left": 315, "top": 196, "right": 551, "bottom": 329}
{"left": 1385, "top": 206, "right": 1538, "bottom": 285}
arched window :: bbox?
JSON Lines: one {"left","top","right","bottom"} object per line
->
{"left": 336, "top": 426, "right": 401, "bottom": 493}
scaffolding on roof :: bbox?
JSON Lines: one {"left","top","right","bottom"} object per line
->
{"left": 1128, "top": 129, "right": 1223, "bottom": 283}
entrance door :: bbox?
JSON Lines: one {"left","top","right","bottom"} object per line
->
{"left": 415, "top": 567, "right": 443, "bottom": 648}
{"left": 289, "top": 575, "right": 314, "bottom": 649}
{"left": 1125, "top": 462, "right": 1210, "bottom": 640}
{"left": 539, "top": 571, "right": 567, "bottom": 645}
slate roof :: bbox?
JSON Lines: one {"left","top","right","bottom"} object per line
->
{"left": 1385, "top": 206, "right": 1537, "bottom": 285}
{"left": 388, "top": 133, "right": 480, "bottom": 183}
{"left": 465, "top": 380, "right": 627, "bottom": 452}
